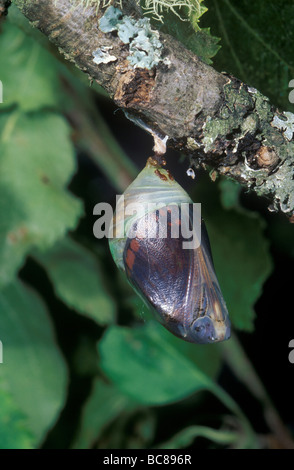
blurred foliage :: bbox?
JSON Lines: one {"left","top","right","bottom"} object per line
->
{"left": 0, "top": 0, "right": 293, "bottom": 450}
{"left": 34, "top": 237, "right": 116, "bottom": 325}
{"left": 0, "top": 280, "right": 67, "bottom": 448}
{"left": 0, "top": 112, "right": 82, "bottom": 286}
{"left": 0, "top": 384, "right": 34, "bottom": 449}
{"left": 99, "top": 322, "right": 214, "bottom": 405}
{"left": 202, "top": 0, "right": 294, "bottom": 112}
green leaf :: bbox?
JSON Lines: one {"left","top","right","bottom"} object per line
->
{"left": 35, "top": 237, "right": 116, "bottom": 325}
{"left": 0, "top": 280, "right": 68, "bottom": 447}
{"left": 160, "top": 325, "right": 223, "bottom": 378}
{"left": 190, "top": 2, "right": 208, "bottom": 29}
{"left": 206, "top": 210, "right": 272, "bottom": 331}
{"left": 72, "top": 378, "right": 132, "bottom": 449}
{"left": 156, "top": 425, "right": 238, "bottom": 449}
{"left": 0, "top": 384, "right": 34, "bottom": 449}
{"left": 219, "top": 178, "right": 242, "bottom": 210}
{"left": 203, "top": 0, "right": 294, "bottom": 110}
{"left": 99, "top": 322, "right": 214, "bottom": 405}
{"left": 156, "top": 9, "right": 220, "bottom": 64}
{"left": 131, "top": 296, "right": 222, "bottom": 379}
{"left": 98, "top": 322, "right": 256, "bottom": 447}
{"left": 0, "top": 21, "right": 64, "bottom": 111}
{"left": 0, "top": 111, "right": 83, "bottom": 287}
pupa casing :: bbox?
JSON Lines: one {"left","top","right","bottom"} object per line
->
{"left": 109, "top": 159, "right": 231, "bottom": 344}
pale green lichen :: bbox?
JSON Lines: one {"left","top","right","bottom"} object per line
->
{"left": 116, "top": 17, "right": 139, "bottom": 43}
{"left": 201, "top": 83, "right": 258, "bottom": 153}
{"left": 189, "top": 80, "right": 294, "bottom": 215}
{"left": 98, "top": 6, "right": 170, "bottom": 69}
{"left": 271, "top": 112, "right": 294, "bottom": 141}
{"left": 253, "top": 155, "right": 294, "bottom": 214}
{"left": 128, "top": 24, "right": 163, "bottom": 68}
{"left": 92, "top": 46, "right": 117, "bottom": 64}
{"left": 231, "top": 146, "right": 294, "bottom": 215}
{"left": 201, "top": 85, "right": 273, "bottom": 154}
{"left": 98, "top": 4, "right": 123, "bottom": 31}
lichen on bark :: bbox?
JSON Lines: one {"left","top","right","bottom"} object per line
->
{"left": 97, "top": 6, "right": 170, "bottom": 69}
{"left": 11, "top": 0, "right": 294, "bottom": 218}
{"left": 187, "top": 77, "right": 294, "bottom": 215}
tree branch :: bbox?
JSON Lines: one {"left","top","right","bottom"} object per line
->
{"left": 12, "top": 0, "right": 294, "bottom": 217}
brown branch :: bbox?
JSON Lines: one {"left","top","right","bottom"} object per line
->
{"left": 12, "top": 0, "right": 294, "bottom": 217}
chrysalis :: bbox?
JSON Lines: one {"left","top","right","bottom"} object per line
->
{"left": 109, "top": 157, "right": 231, "bottom": 344}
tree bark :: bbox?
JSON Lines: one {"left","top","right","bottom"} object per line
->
{"left": 11, "top": 0, "right": 294, "bottom": 218}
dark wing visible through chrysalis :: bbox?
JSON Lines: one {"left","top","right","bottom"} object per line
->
{"left": 123, "top": 205, "right": 231, "bottom": 344}
{"left": 186, "top": 218, "right": 231, "bottom": 344}
{"left": 123, "top": 205, "right": 196, "bottom": 340}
